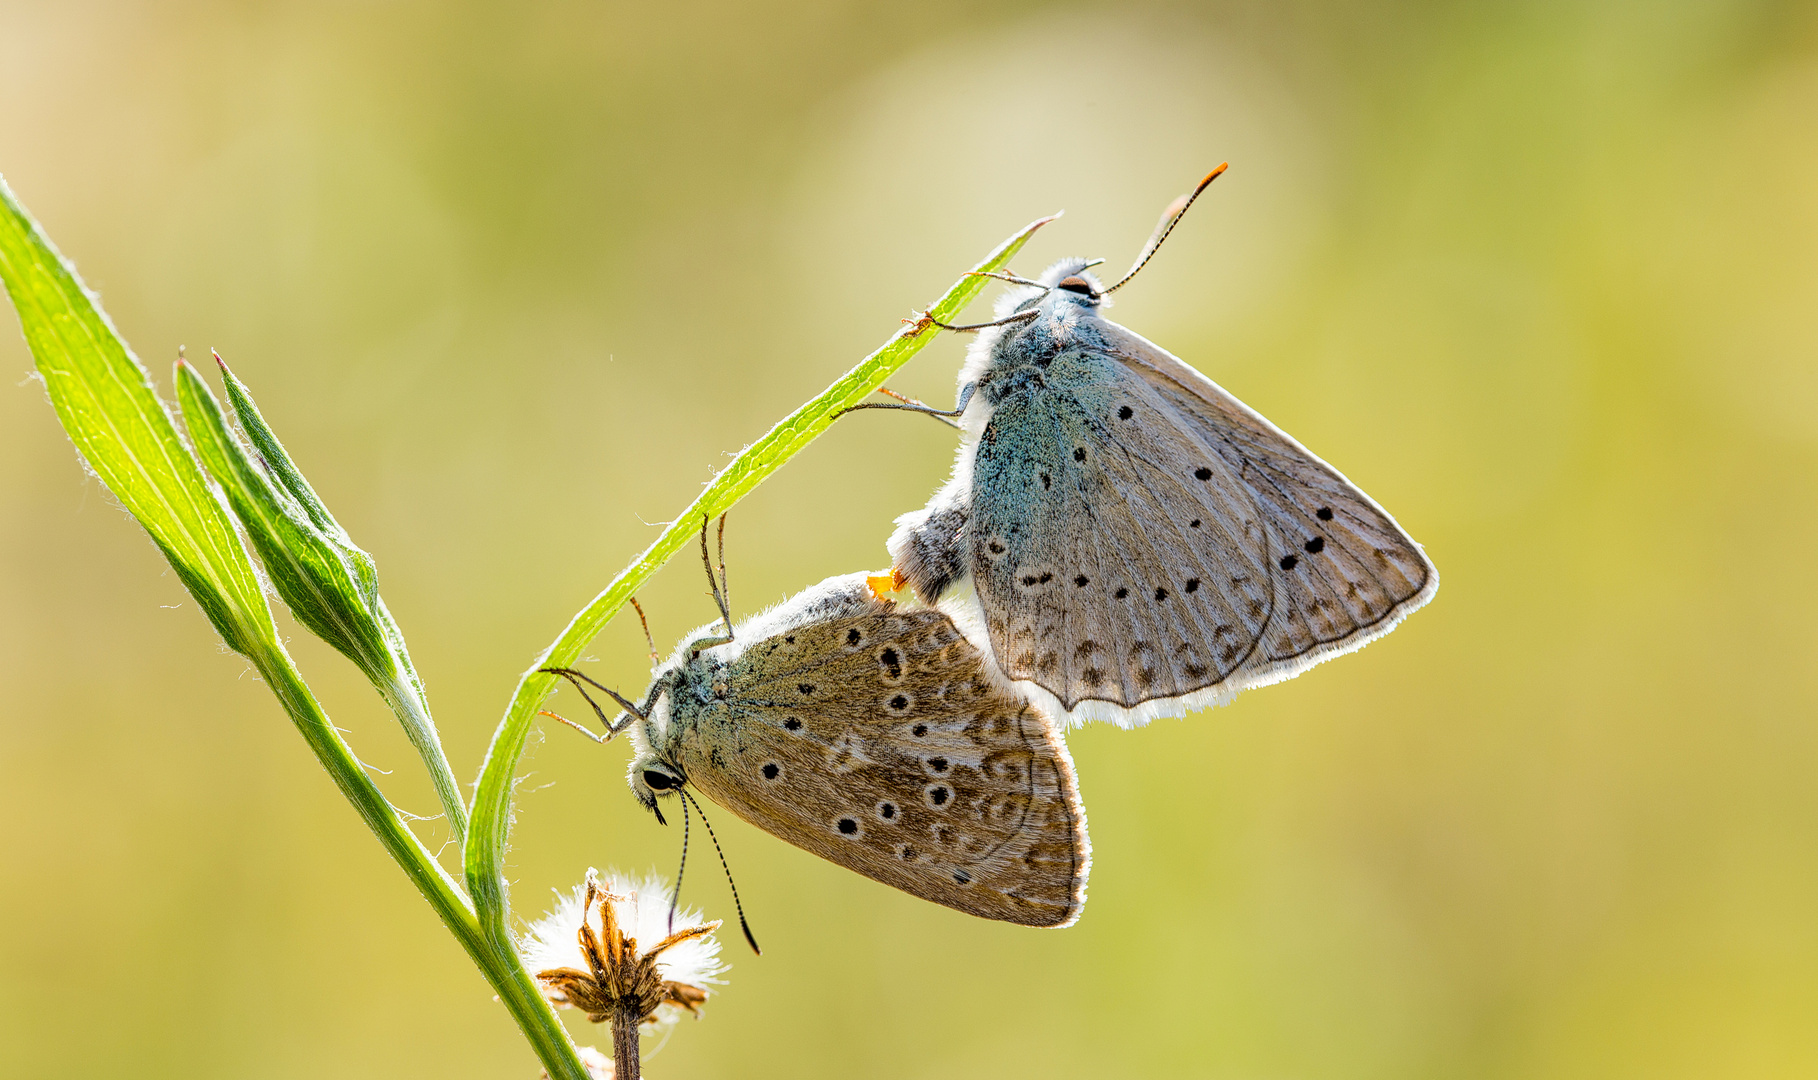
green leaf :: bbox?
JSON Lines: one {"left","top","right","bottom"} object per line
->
{"left": 464, "top": 212, "right": 1056, "bottom": 945}
{"left": 176, "top": 359, "right": 389, "bottom": 672}
{"left": 3, "top": 174, "right": 589, "bottom": 1080}
{"left": 214, "top": 357, "right": 429, "bottom": 703}
{"left": 0, "top": 175, "right": 274, "bottom": 655}
{"left": 218, "top": 357, "right": 377, "bottom": 586}
{"left": 176, "top": 356, "right": 469, "bottom": 844}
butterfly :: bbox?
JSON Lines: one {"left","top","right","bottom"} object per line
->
{"left": 874, "top": 165, "right": 1438, "bottom": 727}
{"left": 544, "top": 523, "right": 1091, "bottom": 931}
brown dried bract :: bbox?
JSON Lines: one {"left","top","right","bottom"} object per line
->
{"left": 535, "top": 872, "right": 720, "bottom": 1026}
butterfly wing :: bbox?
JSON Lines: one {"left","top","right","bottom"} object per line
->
{"left": 966, "top": 353, "right": 1276, "bottom": 711}
{"left": 669, "top": 576, "right": 1090, "bottom": 928}
{"left": 954, "top": 323, "right": 1435, "bottom": 720}
{"left": 1096, "top": 321, "right": 1438, "bottom": 680}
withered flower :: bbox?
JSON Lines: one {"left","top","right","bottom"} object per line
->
{"left": 521, "top": 869, "right": 724, "bottom": 1030}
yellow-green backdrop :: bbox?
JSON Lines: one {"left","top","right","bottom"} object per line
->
{"left": 3, "top": 2, "right": 1815, "bottom": 1077}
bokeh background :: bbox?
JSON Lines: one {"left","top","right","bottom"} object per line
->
{"left": 4, "top": 1, "right": 1816, "bottom": 1077}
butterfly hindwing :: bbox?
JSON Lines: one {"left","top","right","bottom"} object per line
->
{"left": 1097, "top": 322, "right": 1437, "bottom": 675}
{"left": 667, "top": 577, "right": 1090, "bottom": 928}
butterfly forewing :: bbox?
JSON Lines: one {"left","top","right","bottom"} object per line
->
{"left": 666, "top": 578, "right": 1090, "bottom": 928}
{"left": 970, "top": 348, "right": 1278, "bottom": 710}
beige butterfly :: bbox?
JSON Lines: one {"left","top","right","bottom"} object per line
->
{"left": 545, "top": 525, "right": 1090, "bottom": 931}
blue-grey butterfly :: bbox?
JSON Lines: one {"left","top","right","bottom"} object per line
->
{"left": 544, "top": 525, "right": 1090, "bottom": 930}
{"left": 877, "top": 166, "right": 1438, "bottom": 727}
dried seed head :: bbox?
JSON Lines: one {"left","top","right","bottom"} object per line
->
{"left": 521, "top": 869, "right": 725, "bottom": 1031}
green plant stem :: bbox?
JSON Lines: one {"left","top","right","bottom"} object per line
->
{"left": 249, "top": 639, "right": 589, "bottom": 1080}
{"left": 378, "top": 671, "right": 470, "bottom": 847}
{"left": 463, "top": 213, "right": 1056, "bottom": 946}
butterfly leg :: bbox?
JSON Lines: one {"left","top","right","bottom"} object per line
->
{"left": 917, "top": 307, "right": 1040, "bottom": 333}
{"left": 837, "top": 381, "right": 975, "bottom": 427}
{"left": 538, "top": 708, "right": 607, "bottom": 743}
{"left": 839, "top": 387, "right": 960, "bottom": 428}
{"left": 628, "top": 596, "right": 660, "bottom": 662}
{"left": 540, "top": 666, "right": 648, "bottom": 736}
{"left": 696, "top": 515, "right": 735, "bottom": 644}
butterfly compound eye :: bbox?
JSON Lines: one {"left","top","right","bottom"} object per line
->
{"left": 1056, "top": 276, "right": 1098, "bottom": 297}
{"left": 642, "top": 769, "right": 677, "bottom": 791}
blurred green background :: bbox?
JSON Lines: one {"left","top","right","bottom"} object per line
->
{"left": 4, "top": 1, "right": 1816, "bottom": 1077}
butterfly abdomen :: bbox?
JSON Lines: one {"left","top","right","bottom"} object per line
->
{"left": 887, "top": 485, "right": 968, "bottom": 604}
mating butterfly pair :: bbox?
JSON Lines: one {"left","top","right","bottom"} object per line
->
{"left": 547, "top": 167, "right": 1437, "bottom": 932}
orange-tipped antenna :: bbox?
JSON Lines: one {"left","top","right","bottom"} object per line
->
{"left": 1103, "top": 163, "right": 1228, "bottom": 295}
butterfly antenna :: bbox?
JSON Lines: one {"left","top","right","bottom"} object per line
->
{"left": 669, "top": 790, "right": 691, "bottom": 937}
{"left": 1103, "top": 162, "right": 1228, "bottom": 295}
{"left": 681, "top": 789, "right": 760, "bottom": 955}
{"left": 629, "top": 597, "right": 660, "bottom": 663}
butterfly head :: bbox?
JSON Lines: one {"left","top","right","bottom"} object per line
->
{"left": 997, "top": 258, "right": 1109, "bottom": 319}
{"left": 627, "top": 750, "right": 687, "bottom": 823}
{"left": 624, "top": 679, "right": 687, "bottom": 824}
